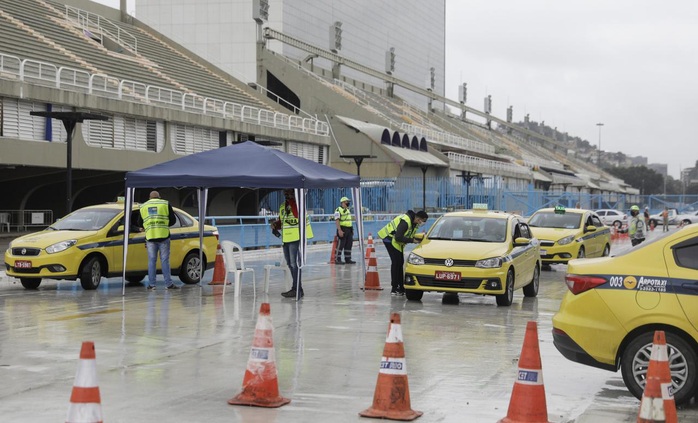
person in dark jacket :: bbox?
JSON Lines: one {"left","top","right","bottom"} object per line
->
{"left": 377, "top": 210, "right": 428, "bottom": 295}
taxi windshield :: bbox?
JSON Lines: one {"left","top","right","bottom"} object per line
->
{"left": 50, "top": 208, "right": 121, "bottom": 231}
{"left": 528, "top": 211, "right": 582, "bottom": 229}
{"left": 427, "top": 216, "right": 507, "bottom": 243}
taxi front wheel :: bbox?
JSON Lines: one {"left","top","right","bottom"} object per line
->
{"left": 20, "top": 277, "right": 41, "bottom": 290}
{"left": 405, "top": 289, "right": 423, "bottom": 301}
{"left": 621, "top": 331, "right": 698, "bottom": 405}
{"left": 495, "top": 270, "right": 514, "bottom": 306}
{"left": 80, "top": 256, "right": 103, "bottom": 290}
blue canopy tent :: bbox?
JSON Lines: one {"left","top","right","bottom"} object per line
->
{"left": 121, "top": 141, "right": 363, "bottom": 299}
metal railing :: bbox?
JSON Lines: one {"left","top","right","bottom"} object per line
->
{"left": 65, "top": 5, "right": 138, "bottom": 53}
{"left": 402, "top": 123, "right": 495, "bottom": 155}
{"left": 0, "top": 52, "right": 329, "bottom": 137}
{"left": 446, "top": 152, "right": 531, "bottom": 176}
{"left": 0, "top": 210, "right": 54, "bottom": 232}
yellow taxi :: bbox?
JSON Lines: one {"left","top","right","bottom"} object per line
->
{"left": 552, "top": 224, "right": 698, "bottom": 404}
{"left": 404, "top": 206, "right": 541, "bottom": 306}
{"left": 4, "top": 203, "right": 218, "bottom": 290}
{"left": 527, "top": 206, "right": 611, "bottom": 266}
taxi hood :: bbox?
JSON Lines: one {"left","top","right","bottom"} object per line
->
{"left": 530, "top": 227, "right": 578, "bottom": 241}
{"left": 413, "top": 239, "right": 510, "bottom": 260}
{"left": 10, "top": 230, "right": 100, "bottom": 247}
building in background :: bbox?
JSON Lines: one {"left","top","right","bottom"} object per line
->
{"left": 135, "top": 0, "right": 445, "bottom": 109}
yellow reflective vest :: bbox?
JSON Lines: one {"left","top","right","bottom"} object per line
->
{"left": 335, "top": 207, "right": 353, "bottom": 228}
{"left": 140, "top": 199, "right": 171, "bottom": 241}
{"left": 279, "top": 202, "right": 314, "bottom": 243}
{"left": 378, "top": 214, "right": 416, "bottom": 252}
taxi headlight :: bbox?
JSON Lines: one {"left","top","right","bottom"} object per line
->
{"left": 407, "top": 252, "right": 424, "bottom": 265}
{"left": 475, "top": 257, "right": 502, "bottom": 268}
{"left": 46, "top": 240, "right": 77, "bottom": 254}
{"left": 557, "top": 235, "right": 575, "bottom": 245}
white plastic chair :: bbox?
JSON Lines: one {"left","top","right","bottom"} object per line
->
{"left": 0, "top": 213, "right": 10, "bottom": 233}
{"left": 263, "top": 262, "right": 292, "bottom": 293}
{"left": 221, "top": 240, "right": 256, "bottom": 297}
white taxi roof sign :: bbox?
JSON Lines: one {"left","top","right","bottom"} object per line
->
{"left": 472, "top": 203, "right": 488, "bottom": 211}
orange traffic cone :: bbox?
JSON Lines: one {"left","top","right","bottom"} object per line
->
{"left": 365, "top": 233, "right": 376, "bottom": 263}
{"left": 363, "top": 250, "right": 383, "bottom": 291}
{"left": 359, "top": 312, "right": 422, "bottom": 421}
{"left": 637, "top": 330, "right": 677, "bottom": 423}
{"left": 329, "top": 235, "right": 339, "bottom": 264}
{"left": 208, "top": 243, "right": 227, "bottom": 285}
{"left": 228, "top": 303, "right": 290, "bottom": 408}
{"left": 66, "top": 341, "right": 103, "bottom": 423}
{"left": 499, "top": 321, "right": 551, "bottom": 423}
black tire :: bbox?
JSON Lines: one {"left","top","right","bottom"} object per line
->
{"left": 621, "top": 331, "right": 698, "bottom": 405}
{"left": 613, "top": 220, "right": 622, "bottom": 229}
{"left": 405, "top": 289, "right": 423, "bottom": 301}
{"left": 683, "top": 219, "right": 692, "bottom": 226}
{"left": 126, "top": 275, "right": 145, "bottom": 286}
{"left": 179, "top": 252, "right": 204, "bottom": 284}
{"left": 523, "top": 264, "right": 539, "bottom": 298}
{"left": 577, "top": 246, "right": 585, "bottom": 259}
{"left": 80, "top": 256, "right": 103, "bottom": 290}
{"left": 442, "top": 292, "right": 459, "bottom": 305}
{"left": 602, "top": 244, "right": 610, "bottom": 257}
{"left": 496, "top": 270, "right": 514, "bottom": 306}
{"left": 20, "top": 277, "right": 41, "bottom": 290}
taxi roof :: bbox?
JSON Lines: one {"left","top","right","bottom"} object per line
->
{"left": 534, "top": 207, "right": 589, "bottom": 215}
{"left": 442, "top": 210, "right": 513, "bottom": 220}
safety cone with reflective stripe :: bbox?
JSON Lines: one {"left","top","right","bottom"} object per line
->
{"left": 498, "top": 321, "right": 550, "bottom": 423}
{"left": 365, "top": 234, "right": 376, "bottom": 263}
{"left": 66, "top": 341, "right": 103, "bottom": 423}
{"left": 208, "top": 243, "right": 227, "bottom": 285}
{"left": 363, "top": 250, "right": 383, "bottom": 290}
{"left": 329, "top": 235, "right": 339, "bottom": 264}
{"left": 228, "top": 303, "right": 290, "bottom": 408}
{"left": 359, "top": 312, "right": 422, "bottom": 421}
{"left": 637, "top": 330, "right": 677, "bottom": 423}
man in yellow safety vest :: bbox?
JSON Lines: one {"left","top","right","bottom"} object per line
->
{"left": 377, "top": 210, "right": 428, "bottom": 295}
{"left": 138, "top": 190, "right": 177, "bottom": 290}
{"left": 334, "top": 196, "right": 355, "bottom": 264}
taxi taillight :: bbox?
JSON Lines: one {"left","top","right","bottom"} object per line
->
{"left": 564, "top": 274, "right": 607, "bottom": 295}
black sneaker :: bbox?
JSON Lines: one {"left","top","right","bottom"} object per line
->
{"left": 391, "top": 289, "right": 399, "bottom": 295}
{"left": 334, "top": 259, "right": 344, "bottom": 265}
{"left": 281, "top": 289, "right": 297, "bottom": 298}
{"left": 345, "top": 260, "right": 357, "bottom": 264}
{"left": 146, "top": 285, "right": 156, "bottom": 290}
{"left": 166, "top": 284, "right": 180, "bottom": 290}
{"left": 397, "top": 287, "right": 405, "bottom": 296}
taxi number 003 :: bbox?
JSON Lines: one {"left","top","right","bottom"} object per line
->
{"left": 435, "top": 271, "right": 461, "bottom": 281}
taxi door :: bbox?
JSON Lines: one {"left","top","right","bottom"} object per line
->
{"left": 664, "top": 234, "right": 698, "bottom": 331}
{"left": 582, "top": 212, "right": 600, "bottom": 257}
{"left": 511, "top": 219, "right": 535, "bottom": 287}
{"left": 107, "top": 210, "right": 148, "bottom": 273}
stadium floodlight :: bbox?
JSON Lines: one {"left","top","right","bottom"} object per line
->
{"left": 484, "top": 95, "right": 492, "bottom": 114}
{"left": 253, "top": 0, "right": 269, "bottom": 23}
{"left": 330, "top": 21, "right": 342, "bottom": 53}
{"left": 506, "top": 106, "right": 513, "bottom": 123}
{"left": 458, "top": 83, "right": 467, "bottom": 104}
{"left": 426, "top": 67, "right": 435, "bottom": 91}
{"left": 385, "top": 47, "right": 395, "bottom": 74}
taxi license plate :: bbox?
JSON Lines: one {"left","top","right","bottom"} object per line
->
{"left": 15, "top": 260, "right": 32, "bottom": 269}
{"left": 540, "top": 249, "right": 547, "bottom": 256}
{"left": 435, "top": 271, "right": 461, "bottom": 281}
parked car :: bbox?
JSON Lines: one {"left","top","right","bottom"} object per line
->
{"left": 674, "top": 210, "right": 698, "bottom": 227}
{"left": 4, "top": 203, "right": 218, "bottom": 290}
{"left": 594, "top": 209, "right": 628, "bottom": 229}
{"left": 403, "top": 207, "right": 540, "bottom": 306}
{"left": 528, "top": 207, "right": 611, "bottom": 266}
{"left": 552, "top": 224, "right": 698, "bottom": 404}
{"left": 649, "top": 207, "right": 679, "bottom": 227}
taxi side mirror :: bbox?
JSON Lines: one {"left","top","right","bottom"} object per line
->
{"left": 585, "top": 225, "right": 597, "bottom": 233}
{"left": 513, "top": 237, "right": 530, "bottom": 247}
{"left": 414, "top": 233, "right": 425, "bottom": 243}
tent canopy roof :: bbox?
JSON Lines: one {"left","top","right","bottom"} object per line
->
{"left": 125, "top": 141, "right": 360, "bottom": 189}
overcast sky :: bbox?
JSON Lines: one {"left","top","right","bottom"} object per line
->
{"left": 444, "top": 1, "right": 697, "bottom": 179}
{"left": 94, "top": 0, "right": 695, "bottom": 178}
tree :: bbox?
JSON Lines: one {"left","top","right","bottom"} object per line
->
{"left": 604, "top": 166, "right": 664, "bottom": 195}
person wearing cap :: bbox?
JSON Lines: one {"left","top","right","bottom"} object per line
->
{"left": 629, "top": 205, "right": 646, "bottom": 246}
{"left": 334, "top": 196, "right": 355, "bottom": 264}
{"left": 137, "top": 190, "right": 178, "bottom": 290}
{"left": 271, "top": 189, "right": 314, "bottom": 298}
{"left": 377, "top": 209, "right": 429, "bottom": 295}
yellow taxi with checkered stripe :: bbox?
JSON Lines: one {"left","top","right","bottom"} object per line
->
{"left": 4, "top": 202, "right": 218, "bottom": 290}
{"left": 552, "top": 223, "right": 698, "bottom": 404}
{"left": 527, "top": 206, "right": 611, "bottom": 266}
{"left": 404, "top": 205, "right": 541, "bottom": 306}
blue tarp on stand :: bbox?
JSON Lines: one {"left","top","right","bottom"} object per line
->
{"left": 125, "top": 141, "right": 360, "bottom": 189}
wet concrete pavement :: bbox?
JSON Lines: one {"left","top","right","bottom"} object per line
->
{"left": 1, "top": 230, "right": 697, "bottom": 422}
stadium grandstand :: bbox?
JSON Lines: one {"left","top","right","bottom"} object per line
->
{"left": 0, "top": 0, "right": 637, "bottom": 229}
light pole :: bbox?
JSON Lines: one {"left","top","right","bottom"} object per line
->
{"left": 596, "top": 123, "right": 604, "bottom": 165}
